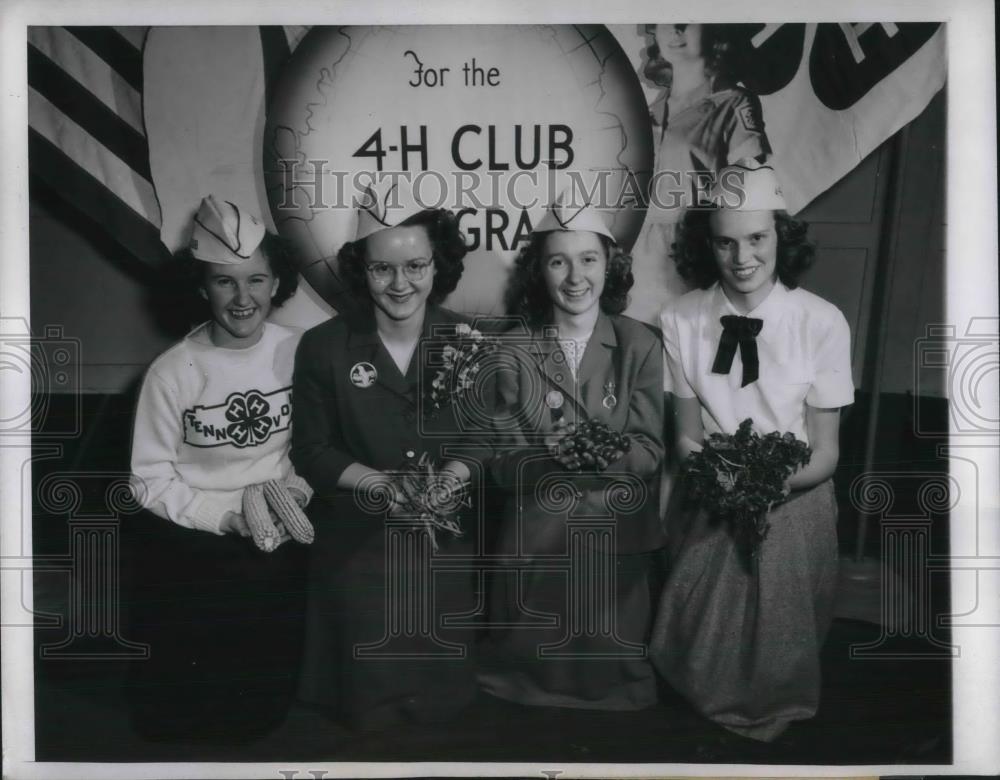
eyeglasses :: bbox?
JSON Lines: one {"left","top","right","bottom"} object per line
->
{"left": 364, "top": 259, "right": 433, "bottom": 283}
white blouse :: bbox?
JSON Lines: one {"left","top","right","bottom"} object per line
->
{"left": 660, "top": 282, "right": 855, "bottom": 445}
{"left": 558, "top": 336, "right": 592, "bottom": 382}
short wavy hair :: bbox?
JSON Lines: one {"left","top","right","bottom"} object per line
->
{"left": 643, "top": 24, "right": 742, "bottom": 89}
{"left": 174, "top": 231, "right": 300, "bottom": 313}
{"left": 700, "top": 24, "right": 744, "bottom": 87}
{"left": 504, "top": 231, "right": 633, "bottom": 325}
{"left": 337, "top": 209, "right": 467, "bottom": 306}
{"left": 673, "top": 208, "right": 815, "bottom": 289}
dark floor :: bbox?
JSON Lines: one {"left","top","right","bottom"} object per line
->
{"left": 33, "top": 617, "right": 951, "bottom": 765}
{"left": 29, "top": 391, "right": 954, "bottom": 766}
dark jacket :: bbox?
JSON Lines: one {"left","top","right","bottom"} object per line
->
{"left": 291, "top": 305, "right": 492, "bottom": 532}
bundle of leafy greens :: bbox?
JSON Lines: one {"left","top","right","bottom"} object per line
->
{"left": 393, "top": 453, "right": 467, "bottom": 551}
{"left": 682, "top": 418, "right": 811, "bottom": 564}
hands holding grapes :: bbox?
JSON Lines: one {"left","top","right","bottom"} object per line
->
{"left": 547, "top": 419, "right": 631, "bottom": 472}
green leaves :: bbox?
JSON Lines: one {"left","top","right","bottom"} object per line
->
{"left": 682, "top": 418, "right": 811, "bottom": 565}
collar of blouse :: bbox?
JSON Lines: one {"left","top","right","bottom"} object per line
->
{"left": 713, "top": 279, "right": 790, "bottom": 324}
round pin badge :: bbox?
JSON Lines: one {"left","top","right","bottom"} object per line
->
{"left": 545, "top": 390, "right": 564, "bottom": 410}
{"left": 350, "top": 362, "right": 378, "bottom": 388}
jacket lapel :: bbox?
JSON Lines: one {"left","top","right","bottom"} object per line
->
{"left": 577, "top": 314, "right": 619, "bottom": 416}
{"left": 531, "top": 326, "right": 577, "bottom": 404}
{"left": 345, "top": 309, "right": 414, "bottom": 401}
{"left": 578, "top": 314, "right": 617, "bottom": 383}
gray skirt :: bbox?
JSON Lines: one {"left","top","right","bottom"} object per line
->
{"left": 650, "top": 479, "right": 839, "bottom": 741}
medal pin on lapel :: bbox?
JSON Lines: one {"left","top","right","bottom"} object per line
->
{"left": 602, "top": 381, "right": 617, "bottom": 409}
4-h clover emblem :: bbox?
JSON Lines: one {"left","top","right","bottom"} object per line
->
{"left": 225, "top": 390, "right": 273, "bottom": 447}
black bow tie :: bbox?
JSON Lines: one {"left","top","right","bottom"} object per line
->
{"left": 712, "top": 315, "right": 763, "bottom": 387}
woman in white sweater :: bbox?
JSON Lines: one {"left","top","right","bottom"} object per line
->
{"left": 127, "top": 196, "right": 311, "bottom": 743}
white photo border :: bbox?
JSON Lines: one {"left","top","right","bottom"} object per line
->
{"left": 2, "top": 0, "right": 997, "bottom": 777}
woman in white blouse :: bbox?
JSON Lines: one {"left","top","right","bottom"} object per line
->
{"left": 652, "top": 160, "right": 854, "bottom": 741}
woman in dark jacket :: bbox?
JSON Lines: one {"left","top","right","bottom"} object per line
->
{"left": 291, "top": 185, "right": 488, "bottom": 730}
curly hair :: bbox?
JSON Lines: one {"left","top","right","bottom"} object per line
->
{"left": 700, "top": 24, "right": 742, "bottom": 87}
{"left": 504, "top": 231, "right": 633, "bottom": 325}
{"left": 172, "top": 231, "right": 300, "bottom": 322}
{"left": 337, "top": 208, "right": 467, "bottom": 306}
{"left": 642, "top": 24, "right": 742, "bottom": 89}
{"left": 673, "top": 208, "right": 815, "bottom": 290}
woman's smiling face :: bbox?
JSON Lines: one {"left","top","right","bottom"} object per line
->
{"left": 709, "top": 209, "right": 779, "bottom": 312}
{"left": 654, "top": 24, "right": 703, "bottom": 61}
{"left": 363, "top": 225, "right": 437, "bottom": 323}
{"left": 540, "top": 230, "right": 607, "bottom": 318}
{"left": 200, "top": 249, "right": 278, "bottom": 348}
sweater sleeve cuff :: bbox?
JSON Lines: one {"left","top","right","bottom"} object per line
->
{"left": 187, "top": 496, "right": 230, "bottom": 535}
{"left": 284, "top": 472, "right": 314, "bottom": 507}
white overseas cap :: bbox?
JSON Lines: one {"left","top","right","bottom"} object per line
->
{"left": 189, "top": 195, "right": 266, "bottom": 264}
{"left": 354, "top": 176, "right": 429, "bottom": 241}
{"left": 532, "top": 189, "right": 617, "bottom": 242}
{"left": 710, "top": 159, "right": 788, "bottom": 211}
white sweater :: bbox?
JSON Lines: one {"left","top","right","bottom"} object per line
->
{"left": 130, "top": 321, "right": 310, "bottom": 534}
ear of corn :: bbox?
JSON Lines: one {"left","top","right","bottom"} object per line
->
{"left": 243, "top": 482, "right": 281, "bottom": 552}
{"left": 264, "top": 480, "right": 315, "bottom": 544}
{"left": 284, "top": 472, "right": 313, "bottom": 507}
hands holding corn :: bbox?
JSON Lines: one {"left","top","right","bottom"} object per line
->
{"left": 240, "top": 479, "right": 316, "bottom": 552}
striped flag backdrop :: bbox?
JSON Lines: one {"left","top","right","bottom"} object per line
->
{"left": 27, "top": 26, "right": 169, "bottom": 271}
{"left": 26, "top": 25, "right": 308, "bottom": 275}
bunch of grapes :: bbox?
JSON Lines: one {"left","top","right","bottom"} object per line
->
{"left": 552, "top": 420, "right": 631, "bottom": 471}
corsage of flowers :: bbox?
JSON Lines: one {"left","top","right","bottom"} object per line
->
{"left": 393, "top": 453, "right": 469, "bottom": 551}
{"left": 426, "top": 323, "right": 497, "bottom": 417}
{"left": 682, "top": 418, "right": 811, "bottom": 565}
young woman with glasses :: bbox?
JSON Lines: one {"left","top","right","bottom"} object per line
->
{"left": 290, "top": 198, "right": 488, "bottom": 731}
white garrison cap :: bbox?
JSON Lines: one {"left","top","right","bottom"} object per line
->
{"left": 710, "top": 159, "right": 788, "bottom": 211}
{"left": 354, "top": 177, "right": 428, "bottom": 241}
{"left": 532, "top": 189, "right": 617, "bottom": 242}
{"left": 189, "top": 195, "right": 266, "bottom": 264}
